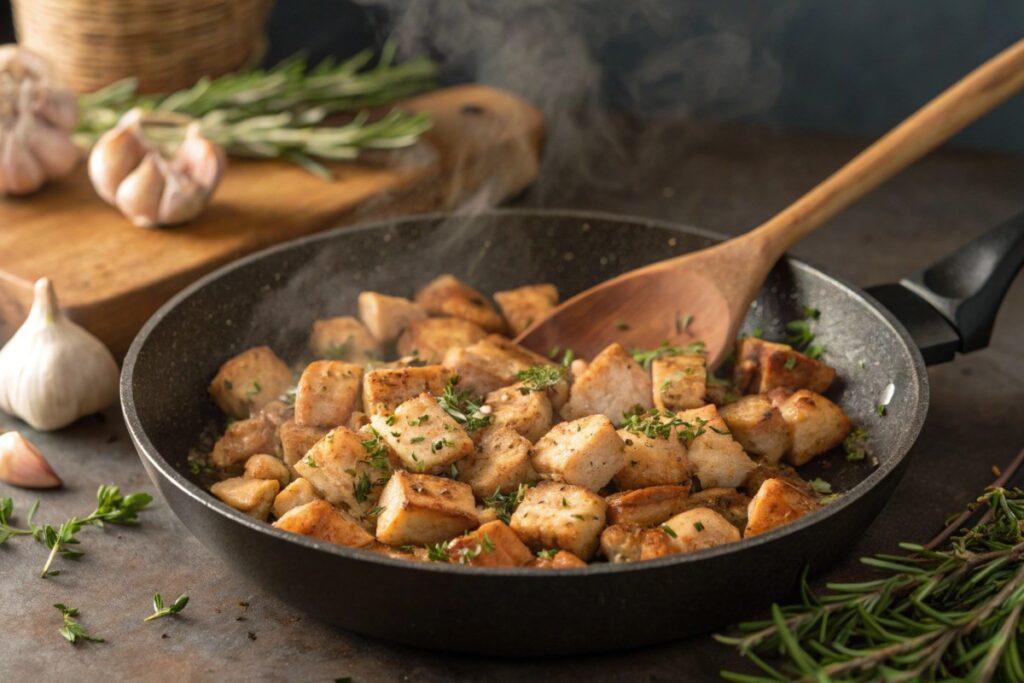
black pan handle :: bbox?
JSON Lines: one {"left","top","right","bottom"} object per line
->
{"left": 866, "top": 211, "right": 1024, "bottom": 365}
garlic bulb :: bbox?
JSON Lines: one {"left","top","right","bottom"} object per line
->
{"left": 0, "top": 431, "right": 62, "bottom": 489}
{"left": 0, "top": 278, "right": 119, "bottom": 431}
{"left": 0, "top": 44, "right": 79, "bottom": 196}
{"left": 89, "top": 110, "right": 225, "bottom": 228}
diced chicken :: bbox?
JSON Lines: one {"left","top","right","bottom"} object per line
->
{"left": 396, "top": 317, "right": 487, "bottom": 363}
{"left": 733, "top": 337, "right": 836, "bottom": 395}
{"left": 599, "top": 524, "right": 678, "bottom": 563}
{"left": 742, "top": 463, "right": 813, "bottom": 498}
{"left": 662, "top": 508, "right": 741, "bottom": 552}
{"left": 415, "top": 274, "right": 505, "bottom": 333}
{"left": 745, "top": 477, "right": 820, "bottom": 537}
{"left": 374, "top": 471, "right": 479, "bottom": 545}
{"left": 271, "top": 477, "right": 320, "bottom": 519}
{"left": 243, "top": 453, "right": 290, "bottom": 488}
{"left": 442, "top": 334, "right": 560, "bottom": 396}
{"left": 211, "top": 415, "right": 277, "bottom": 470}
{"left": 362, "top": 365, "right": 454, "bottom": 416}
{"left": 294, "top": 360, "right": 363, "bottom": 429}
{"left": 347, "top": 411, "right": 370, "bottom": 431}
{"left": 493, "top": 284, "right": 559, "bottom": 335}
{"left": 309, "top": 316, "right": 382, "bottom": 362}
{"left": 211, "top": 476, "right": 280, "bottom": 521}
{"left": 679, "top": 488, "right": 751, "bottom": 529}
{"left": 458, "top": 426, "right": 538, "bottom": 499}
{"left": 677, "top": 405, "right": 756, "bottom": 489}
{"left": 293, "top": 426, "right": 390, "bottom": 515}
{"left": 484, "top": 382, "right": 553, "bottom": 443}
{"left": 257, "top": 399, "right": 294, "bottom": 429}
{"left": 606, "top": 484, "right": 692, "bottom": 526}
{"left": 366, "top": 542, "right": 429, "bottom": 562}
{"left": 769, "top": 388, "right": 852, "bottom": 465}
{"left": 369, "top": 393, "right": 474, "bottom": 474}
{"left": 446, "top": 520, "right": 534, "bottom": 567}
{"left": 509, "top": 481, "right": 607, "bottom": 560}
{"left": 531, "top": 414, "right": 624, "bottom": 492}
{"left": 562, "top": 343, "right": 652, "bottom": 423}
{"left": 652, "top": 354, "right": 706, "bottom": 412}
{"left": 613, "top": 426, "right": 691, "bottom": 490}
{"left": 209, "top": 346, "right": 294, "bottom": 419}
{"left": 719, "top": 394, "right": 791, "bottom": 464}
{"left": 278, "top": 419, "right": 327, "bottom": 467}
{"left": 527, "top": 550, "right": 587, "bottom": 569}
{"left": 274, "top": 499, "right": 375, "bottom": 548}
{"left": 357, "top": 291, "right": 428, "bottom": 343}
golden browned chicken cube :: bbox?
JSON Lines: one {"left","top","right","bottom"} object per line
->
{"left": 209, "top": 346, "right": 294, "bottom": 419}
{"left": 211, "top": 476, "right": 280, "bottom": 520}
{"left": 243, "top": 453, "right": 290, "bottom": 488}
{"left": 652, "top": 354, "right": 706, "bottom": 411}
{"left": 271, "top": 477, "right": 320, "bottom": 518}
{"left": 357, "top": 291, "right": 428, "bottom": 343}
{"left": 662, "top": 507, "right": 741, "bottom": 552}
{"left": 605, "top": 484, "right": 692, "bottom": 526}
{"left": 446, "top": 520, "right": 534, "bottom": 567}
{"left": 274, "top": 499, "right": 375, "bottom": 548}
{"left": 528, "top": 549, "right": 587, "bottom": 569}
{"left": 679, "top": 488, "right": 751, "bottom": 529}
{"left": 733, "top": 337, "right": 836, "bottom": 395}
{"left": 362, "top": 365, "right": 455, "bottom": 416}
{"left": 211, "top": 415, "right": 277, "bottom": 470}
{"left": 395, "top": 317, "right": 487, "bottom": 363}
{"left": 745, "top": 477, "right": 820, "bottom": 537}
{"left": 677, "top": 405, "right": 756, "bottom": 489}
{"left": 531, "top": 414, "right": 625, "bottom": 491}
{"left": 493, "top": 283, "right": 559, "bottom": 335}
{"left": 458, "top": 426, "right": 538, "bottom": 498}
{"left": 294, "top": 360, "right": 363, "bottom": 429}
{"left": 309, "top": 316, "right": 382, "bottom": 362}
{"left": 769, "top": 388, "right": 852, "bottom": 466}
{"left": 375, "top": 471, "right": 479, "bottom": 546}
{"left": 370, "top": 393, "right": 474, "bottom": 474}
{"left": 599, "top": 524, "right": 678, "bottom": 563}
{"left": 562, "top": 343, "right": 653, "bottom": 422}
{"left": 718, "top": 394, "right": 791, "bottom": 464}
{"left": 293, "top": 426, "right": 389, "bottom": 514}
{"left": 278, "top": 419, "right": 327, "bottom": 467}
{"left": 509, "top": 481, "right": 607, "bottom": 560}
{"left": 415, "top": 274, "right": 505, "bottom": 333}
{"left": 442, "top": 334, "right": 559, "bottom": 396}
{"left": 484, "top": 382, "right": 554, "bottom": 443}
{"left": 613, "top": 426, "right": 691, "bottom": 490}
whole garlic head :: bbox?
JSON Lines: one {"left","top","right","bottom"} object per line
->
{"left": 0, "top": 278, "right": 119, "bottom": 431}
{"left": 89, "top": 110, "right": 226, "bottom": 228}
{"left": 0, "top": 44, "right": 80, "bottom": 196}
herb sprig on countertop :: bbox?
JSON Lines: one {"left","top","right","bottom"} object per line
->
{"left": 144, "top": 593, "right": 190, "bottom": 622}
{"left": 55, "top": 603, "right": 104, "bottom": 645}
{"left": 717, "top": 453, "right": 1024, "bottom": 682}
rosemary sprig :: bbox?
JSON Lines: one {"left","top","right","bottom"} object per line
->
{"left": 717, "top": 485, "right": 1024, "bottom": 682}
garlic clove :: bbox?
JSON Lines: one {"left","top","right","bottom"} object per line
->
{"left": 175, "top": 122, "right": 226, "bottom": 196}
{"left": 157, "top": 167, "right": 206, "bottom": 226}
{"left": 0, "top": 431, "right": 62, "bottom": 489}
{"left": 0, "top": 128, "right": 45, "bottom": 195}
{"left": 88, "top": 109, "right": 147, "bottom": 204}
{"left": 27, "top": 119, "right": 80, "bottom": 178}
{"left": 115, "top": 152, "right": 166, "bottom": 228}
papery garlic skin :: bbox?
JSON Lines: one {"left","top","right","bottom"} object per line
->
{"left": 89, "top": 111, "right": 226, "bottom": 227}
{"left": 0, "top": 45, "right": 80, "bottom": 196}
{"left": 0, "top": 278, "right": 119, "bottom": 431}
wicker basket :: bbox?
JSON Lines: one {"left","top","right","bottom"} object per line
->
{"left": 12, "top": 0, "right": 275, "bottom": 93}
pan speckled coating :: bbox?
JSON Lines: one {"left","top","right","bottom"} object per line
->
{"left": 122, "top": 210, "right": 928, "bottom": 655}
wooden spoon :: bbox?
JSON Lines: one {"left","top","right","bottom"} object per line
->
{"left": 517, "top": 38, "right": 1024, "bottom": 366}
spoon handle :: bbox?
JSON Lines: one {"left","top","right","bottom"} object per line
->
{"left": 751, "top": 38, "right": 1024, "bottom": 259}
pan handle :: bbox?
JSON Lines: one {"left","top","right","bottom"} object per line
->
{"left": 866, "top": 211, "right": 1024, "bottom": 365}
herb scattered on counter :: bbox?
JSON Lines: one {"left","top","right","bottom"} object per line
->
{"left": 437, "top": 377, "right": 493, "bottom": 432}
{"left": 144, "top": 593, "right": 189, "bottom": 622}
{"left": 483, "top": 483, "right": 532, "bottom": 524}
{"left": 843, "top": 427, "right": 870, "bottom": 462}
{"left": 55, "top": 603, "right": 104, "bottom": 645}
{"left": 630, "top": 340, "right": 706, "bottom": 369}
{"left": 516, "top": 364, "right": 566, "bottom": 394}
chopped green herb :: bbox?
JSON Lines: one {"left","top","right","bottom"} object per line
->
{"left": 245, "top": 381, "right": 262, "bottom": 399}
{"left": 353, "top": 474, "right": 372, "bottom": 503}
{"left": 784, "top": 356, "right": 797, "bottom": 370}
{"left": 614, "top": 320, "right": 630, "bottom": 331}
{"left": 516, "top": 364, "right": 566, "bottom": 394}
{"left": 426, "top": 541, "right": 449, "bottom": 562}
{"left": 323, "top": 336, "right": 354, "bottom": 360}
{"left": 408, "top": 414, "right": 430, "bottom": 426}
{"left": 55, "top": 603, "right": 104, "bottom": 644}
{"left": 481, "top": 533, "right": 495, "bottom": 554}
{"left": 305, "top": 455, "right": 318, "bottom": 468}
{"left": 548, "top": 345, "right": 561, "bottom": 359}
{"left": 536, "top": 548, "right": 559, "bottom": 560}
{"left": 144, "top": 593, "right": 189, "bottom": 622}
{"left": 368, "top": 505, "right": 385, "bottom": 517}
{"left": 802, "top": 306, "right": 821, "bottom": 320}
{"left": 622, "top": 409, "right": 705, "bottom": 441}
{"left": 876, "top": 403, "right": 887, "bottom": 417}
{"left": 360, "top": 427, "right": 392, "bottom": 471}
{"left": 749, "top": 327, "right": 763, "bottom": 339}
{"left": 809, "top": 478, "right": 833, "bottom": 494}
{"left": 693, "top": 521, "right": 705, "bottom": 532}
{"left": 630, "top": 340, "right": 706, "bottom": 369}
{"left": 483, "top": 483, "right": 531, "bottom": 524}
{"left": 661, "top": 524, "right": 678, "bottom": 538}
{"left": 431, "top": 438, "right": 454, "bottom": 452}
{"left": 385, "top": 415, "right": 396, "bottom": 426}
{"left": 843, "top": 427, "right": 870, "bottom": 462}
{"left": 561, "top": 348, "right": 575, "bottom": 367}
{"left": 708, "top": 425, "right": 730, "bottom": 435}
{"left": 410, "top": 436, "right": 425, "bottom": 444}
{"left": 223, "top": 380, "right": 234, "bottom": 390}
{"left": 677, "top": 312, "right": 693, "bottom": 334}
{"left": 437, "top": 376, "right": 493, "bottom": 431}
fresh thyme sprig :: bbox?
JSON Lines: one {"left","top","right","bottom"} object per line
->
{"left": 55, "top": 603, "right": 104, "bottom": 645}
{"left": 483, "top": 483, "right": 533, "bottom": 524}
{"left": 516, "top": 364, "right": 566, "bottom": 394}
{"left": 784, "top": 306, "right": 825, "bottom": 359}
{"left": 716, "top": 485, "right": 1024, "bottom": 682}
{"left": 144, "top": 593, "right": 190, "bottom": 622}
{"left": 437, "top": 376, "right": 493, "bottom": 432}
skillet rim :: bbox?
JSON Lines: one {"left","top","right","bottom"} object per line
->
{"left": 121, "top": 208, "right": 930, "bottom": 577}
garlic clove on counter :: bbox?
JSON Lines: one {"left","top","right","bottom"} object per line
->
{"left": 0, "top": 431, "right": 62, "bottom": 489}
{"left": 0, "top": 278, "right": 120, "bottom": 432}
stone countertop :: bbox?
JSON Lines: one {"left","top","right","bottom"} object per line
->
{"left": 2, "top": 123, "right": 1023, "bottom": 682}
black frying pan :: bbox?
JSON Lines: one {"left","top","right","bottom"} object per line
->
{"left": 121, "top": 209, "right": 1024, "bottom": 656}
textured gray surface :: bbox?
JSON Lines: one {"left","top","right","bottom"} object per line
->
{"left": 1, "top": 123, "right": 1023, "bottom": 681}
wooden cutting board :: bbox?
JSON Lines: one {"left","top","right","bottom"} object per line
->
{"left": 0, "top": 85, "right": 544, "bottom": 356}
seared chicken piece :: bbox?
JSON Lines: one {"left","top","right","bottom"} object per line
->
{"left": 561, "top": 343, "right": 653, "bottom": 423}
{"left": 357, "top": 291, "right": 428, "bottom": 343}
{"left": 599, "top": 524, "right": 678, "bottom": 563}
{"left": 370, "top": 393, "right": 474, "bottom": 474}
{"left": 446, "top": 520, "right": 534, "bottom": 567}
{"left": 309, "top": 316, "right": 381, "bottom": 363}
{"left": 719, "top": 394, "right": 791, "bottom": 464}
{"left": 443, "top": 334, "right": 562, "bottom": 397}
{"left": 662, "top": 507, "right": 741, "bottom": 552}
{"left": 606, "top": 484, "right": 692, "bottom": 526}
{"left": 677, "top": 405, "right": 756, "bottom": 489}
{"left": 274, "top": 499, "right": 375, "bottom": 548}
{"left": 493, "top": 283, "right": 559, "bottom": 335}
{"left": 362, "top": 365, "right": 454, "bottom": 416}
{"left": 509, "top": 481, "right": 607, "bottom": 560}
{"left": 652, "top": 354, "right": 707, "bottom": 412}
{"left": 769, "top": 388, "right": 852, "bottom": 466}
{"left": 278, "top": 419, "right": 327, "bottom": 467}
{"left": 531, "top": 414, "right": 624, "bottom": 492}
{"left": 209, "top": 346, "right": 294, "bottom": 419}
{"left": 458, "top": 426, "right": 538, "bottom": 499}
{"left": 415, "top": 274, "right": 505, "bottom": 333}
{"left": 293, "top": 426, "right": 389, "bottom": 515}
{"left": 271, "top": 477, "right": 320, "bottom": 518}
{"left": 528, "top": 549, "right": 587, "bottom": 569}
{"left": 745, "top": 477, "right": 820, "bottom": 537}
{"left": 485, "top": 382, "right": 554, "bottom": 443}
{"left": 375, "top": 471, "right": 479, "bottom": 546}
{"left": 243, "top": 453, "right": 290, "bottom": 488}
{"left": 680, "top": 488, "right": 751, "bottom": 529}
{"left": 396, "top": 317, "right": 487, "bottom": 363}
{"left": 211, "top": 415, "right": 277, "bottom": 470}
{"left": 733, "top": 337, "right": 836, "bottom": 395}
{"left": 211, "top": 476, "right": 280, "bottom": 520}
{"left": 614, "top": 425, "right": 691, "bottom": 490}
{"left": 742, "top": 463, "right": 813, "bottom": 498}
{"left": 294, "top": 360, "right": 363, "bottom": 429}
